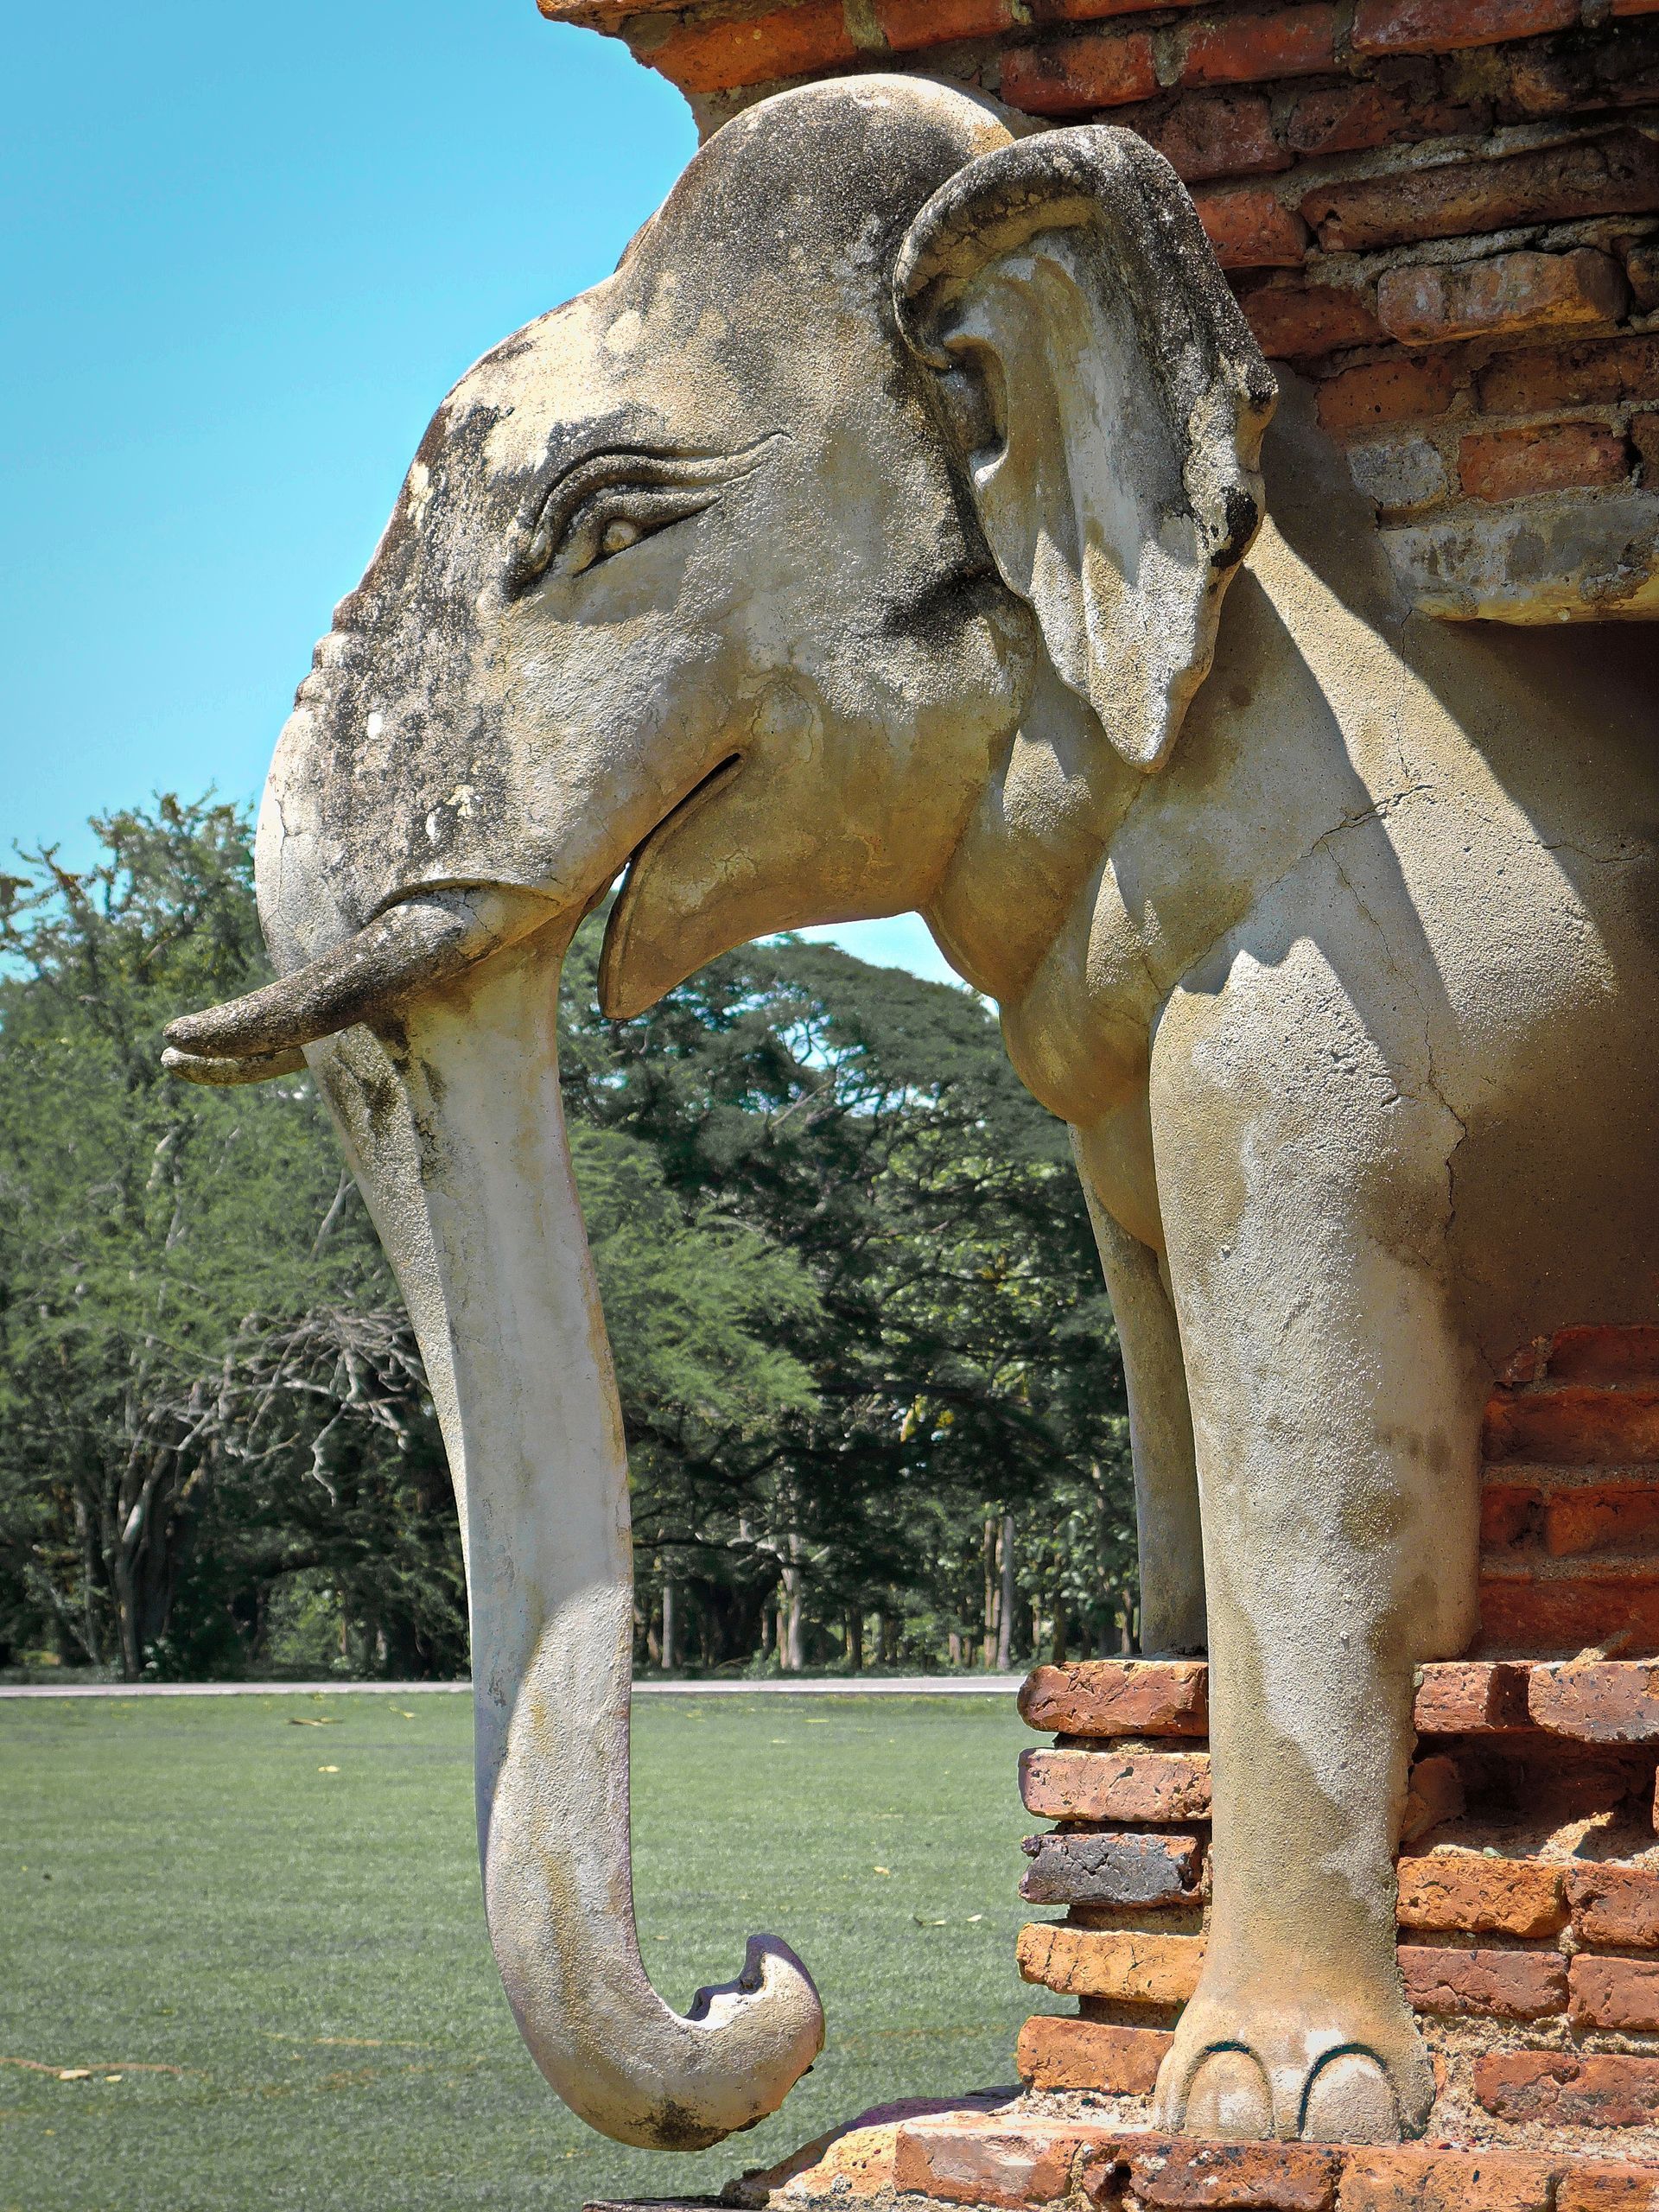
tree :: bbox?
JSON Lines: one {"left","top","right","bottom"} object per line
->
{"left": 0, "top": 799, "right": 1137, "bottom": 1680}
{"left": 558, "top": 921, "right": 1138, "bottom": 1671}
{"left": 0, "top": 800, "right": 456, "bottom": 1676}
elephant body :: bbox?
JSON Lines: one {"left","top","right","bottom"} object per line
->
{"left": 971, "top": 378, "right": 1659, "bottom": 2137}
{"left": 167, "top": 73, "right": 1659, "bottom": 2154}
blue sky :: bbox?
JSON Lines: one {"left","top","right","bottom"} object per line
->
{"left": 2, "top": 1, "right": 954, "bottom": 982}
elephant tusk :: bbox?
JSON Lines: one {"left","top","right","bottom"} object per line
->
{"left": 162, "top": 884, "right": 558, "bottom": 1076}
{"left": 162, "top": 1043, "right": 308, "bottom": 1087}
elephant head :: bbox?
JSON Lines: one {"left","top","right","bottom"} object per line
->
{"left": 166, "top": 75, "right": 1272, "bottom": 2152}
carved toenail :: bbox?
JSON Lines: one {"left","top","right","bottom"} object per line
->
{"left": 1186, "top": 2049, "right": 1274, "bottom": 2140}
{"left": 1301, "top": 2050, "right": 1401, "bottom": 2143}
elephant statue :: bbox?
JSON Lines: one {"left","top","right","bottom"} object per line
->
{"left": 166, "top": 73, "right": 1659, "bottom": 2155}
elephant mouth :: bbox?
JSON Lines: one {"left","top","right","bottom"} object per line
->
{"left": 598, "top": 750, "right": 743, "bottom": 1019}
{"left": 162, "top": 753, "right": 746, "bottom": 1084}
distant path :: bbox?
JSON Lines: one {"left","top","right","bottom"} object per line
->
{"left": 0, "top": 1675, "right": 1024, "bottom": 1700}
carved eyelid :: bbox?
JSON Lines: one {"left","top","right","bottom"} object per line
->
{"left": 509, "top": 435, "right": 783, "bottom": 590}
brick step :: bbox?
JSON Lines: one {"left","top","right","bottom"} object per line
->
{"left": 550, "top": 0, "right": 1659, "bottom": 110}
{"left": 1017, "top": 1918, "right": 1659, "bottom": 2030}
{"left": 1023, "top": 1834, "right": 1659, "bottom": 1939}
{"left": 1020, "top": 1742, "right": 1484, "bottom": 1827}
{"left": 1021, "top": 1659, "right": 1659, "bottom": 1743}
{"left": 704, "top": 2092, "right": 1659, "bottom": 2209}
{"left": 1021, "top": 1747, "right": 1213, "bottom": 1821}
{"left": 888, "top": 2107, "right": 1659, "bottom": 2211}
{"left": 1477, "top": 1576, "right": 1659, "bottom": 1658}
{"left": 1019, "top": 2018, "right": 1659, "bottom": 2137}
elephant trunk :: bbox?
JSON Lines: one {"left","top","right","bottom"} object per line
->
{"left": 296, "top": 925, "right": 823, "bottom": 2150}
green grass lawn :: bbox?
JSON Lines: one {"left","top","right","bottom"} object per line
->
{"left": 0, "top": 1693, "right": 1060, "bottom": 2211}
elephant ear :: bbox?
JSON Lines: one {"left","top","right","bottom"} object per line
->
{"left": 894, "top": 127, "right": 1277, "bottom": 772}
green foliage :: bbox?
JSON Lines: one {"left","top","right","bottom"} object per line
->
{"left": 0, "top": 798, "right": 1135, "bottom": 1680}
{"left": 0, "top": 799, "right": 458, "bottom": 1679}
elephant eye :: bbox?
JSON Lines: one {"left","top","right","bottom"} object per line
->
{"left": 512, "top": 478, "right": 723, "bottom": 594}
{"left": 600, "top": 518, "right": 644, "bottom": 557}
{"left": 508, "top": 439, "right": 783, "bottom": 598}
{"left": 561, "top": 488, "right": 716, "bottom": 578}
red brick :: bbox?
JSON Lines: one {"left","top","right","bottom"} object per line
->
{"left": 1352, "top": 0, "right": 1576, "bottom": 55}
{"left": 1339, "top": 2147, "right": 1556, "bottom": 2212}
{"left": 1567, "top": 1864, "right": 1659, "bottom": 1947}
{"left": 876, "top": 0, "right": 1019, "bottom": 47}
{"left": 634, "top": 3, "right": 855, "bottom": 95}
{"left": 1241, "top": 281, "right": 1386, "bottom": 357}
{"left": 1548, "top": 1326, "right": 1659, "bottom": 1383}
{"left": 1057, "top": 0, "right": 1206, "bottom": 14}
{"left": 1460, "top": 421, "right": 1631, "bottom": 502}
{"left": 1498, "top": 1338, "right": 1552, "bottom": 1386}
{"left": 1132, "top": 91, "right": 1290, "bottom": 182}
{"left": 1478, "top": 334, "right": 1659, "bottom": 413}
{"left": 1503, "top": 29, "right": 1659, "bottom": 116}
{"left": 1572, "top": 1951, "right": 1659, "bottom": 2030}
{"left": 1478, "top": 1573, "right": 1659, "bottom": 1656}
{"left": 1183, "top": 5, "right": 1338, "bottom": 86}
{"left": 1303, "top": 130, "right": 1659, "bottom": 254}
{"left": 1546, "top": 1484, "right": 1659, "bottom": 1558}
{"left": 1001, "top": 31, "right": 1160, "bottom": 113}
{"left": 1016, "top": 2014, "right": 1170, "bottom": 2094}
{"left": 1378, "top": 247, "right": 1629, "bottom": 345}
{"left": 1476, "top": 2048, "right": 1659, "bottom": 2126}
{"left": 737, "top": 2100, "right": 942, "bottom": 2202}
{"left": 1402, "top": 1752, "right": 1466, "bottom": 1840}
{"left": 1634, "top": 412, "right": 1659, "bottom": 477}
{"left": 1020, "top": 1827, "right": 1202, "bottom": 1907}
{"left": 1529, "top": 1660, "right": 1659, "bottom": 1742}
{"left": 1414, "top": 1660, "right": 1531, "bottom": 1732}
{"left": 1626, "top": 240, "right": 1659, "bottom": 309}
{"left": 1190, "top": 182, "right": 1310, "bottom": 267}
{"left": 1481, "top": 1483, "right": 1544, "bottom": 1552}
{"left": 1016, "top": 1922, "right": 1205, "bottom": 2002}
{"left": 1132, "top": 2139, "right": 1341, "bottom": 2210}
{"left": 1018, "top": 1659, "right": 1208, "bottom": 1738}
{"left": 893, "top": 2108, "right": 1117, "bottom": 2209}
{"left": 1397, "top": 1853, "right": 1567, "bottom": 1936}
{"left": 1317, "top": 352, "right": 1462, "bottom": 433}
{"left": 1557, "top": 2170, "right": 1659, "bottom": 2212}
{"left": 1397, "top": 1942, "right": 1567, "bottom": 2018}
{"left": 1286, "top": 77, "right": 1403, "bottom": 155}
{"left": 1484, "top": 1381, "right": 1659, "bottom": 1461}
{"left": 1020, "top": 1745, "right": 1211, "bottom": 1821}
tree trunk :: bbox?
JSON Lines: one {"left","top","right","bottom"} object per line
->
{"left": 880, "top": 1611, "right": 899, "bottom": 1666}
{"left": 845, "top": 1609, "right": 863, "bottom": 1671}
{"left": 982, "top": 1516, "right": 998, "bottom": 1669}
{"left": 948, "top": 1630, "right": 963, "bottom": 1666}
{"left": 661, "top": 1578, "right": 677, "bottom": 1672}
{"left": 1051, "top": 1599, "right": 1069, "bottom": 1666}
{"left": 996, "top": 1513, "right": 1015, "bottom": 1672}
{"left": 782, "top": 1541, "right": 806, "bottom": 1673}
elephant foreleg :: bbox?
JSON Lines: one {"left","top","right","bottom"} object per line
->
{"left": 1072, "top": 1137, "right": 1207, "bottom": 1655}
{"left": 1147, "top": 921, "right": 1485, "bottom": 2145}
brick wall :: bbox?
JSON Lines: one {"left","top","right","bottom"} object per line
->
{"left": 537, "top": 0, "right": 1659, "bottom": 620}
{"left": 1008, "top": 1330, "right": 1659, "bottom": 2142}
{"left": 1015, "top": 1654, "right": 1659, "bottom": 2142}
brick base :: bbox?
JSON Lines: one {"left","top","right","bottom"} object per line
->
{"left": 695, "top": 2101, "right": 1659, "bottom": 2209}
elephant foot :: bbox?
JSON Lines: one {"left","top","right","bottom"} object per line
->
{"left": 1154, "top": 1976, "right": 1433, "bottom": 2144}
